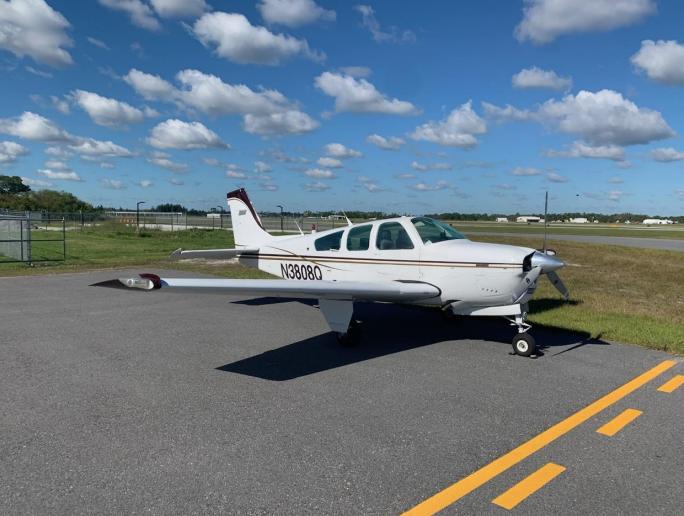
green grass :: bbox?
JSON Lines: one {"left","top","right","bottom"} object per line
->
{"left": 1, "top": 226, "right": 682, "bottom": 354}
{"left": 451, "top": 222, "right": 684, "bottom": 240}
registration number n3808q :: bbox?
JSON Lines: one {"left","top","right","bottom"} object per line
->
{"left": 280, "top": 262, "right": 323, "bottom": 280}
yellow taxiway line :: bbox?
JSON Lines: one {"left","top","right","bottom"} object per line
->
{"left": 492, "top": 462, "right": 566, "bottom": 510}
{"left": 657, "top": 374, "right": 684, "bottom": 393}
{"left": 402, "top": 360, "right": 677, "bottom": 516}
{"left": 596, "top": 409, "right": 642, "bottom": 437}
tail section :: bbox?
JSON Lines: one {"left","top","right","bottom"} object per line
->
{"left": 227, "top": 188, "right": 272, "bottom": 247}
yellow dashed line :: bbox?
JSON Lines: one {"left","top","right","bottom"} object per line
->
{"left": 596, "top": 409, "right": 642, "bottom": 437}
{"left": 657, "top": 375, "right": 684, "bottom": 393}
{"left": 492, "top": 462, "right": 566, "bottom": 510}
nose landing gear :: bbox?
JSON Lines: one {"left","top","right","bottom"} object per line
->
{"left": 505, "top": 312, "right": 537, "bottom": 357}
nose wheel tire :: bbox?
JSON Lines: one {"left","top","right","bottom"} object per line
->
{"left": 512, "top": 333, "right": 536, "bottom": 357}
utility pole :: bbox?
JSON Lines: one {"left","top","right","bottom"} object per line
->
{"left": 277, "top": 205, "right": 284, "bottom": 232}
{"left": 136, "top": 201, "right": 145, "bottom": 232}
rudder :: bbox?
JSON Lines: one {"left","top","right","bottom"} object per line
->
{"left": 227, "top": 188, "right": 272, "bottom": 247}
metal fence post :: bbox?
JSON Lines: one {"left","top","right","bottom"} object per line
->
{"left": 62, "top": 217, "right": 66, "bottom": 260}
{"left": 27, "top": 211, "right": 32, "bottom": 264}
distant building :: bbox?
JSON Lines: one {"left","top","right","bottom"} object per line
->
{"left": 516, "top": 216, "right": 541, "bottom": 223}
{"left": 643, "top": 218, "right": 673, "bottom": 225}
{"left": 496, "top": 217, "right": 509, "bottom": 223}
{"left": 569, "top": 217, "right": 589, "bottom": 224}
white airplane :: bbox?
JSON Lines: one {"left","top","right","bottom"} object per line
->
{"left": 102, "top": 188, "right": 569, "bottom": 357}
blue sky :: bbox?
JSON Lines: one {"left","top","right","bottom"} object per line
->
{"left": 1, "top": 0, "right": 683, "bottom": 215}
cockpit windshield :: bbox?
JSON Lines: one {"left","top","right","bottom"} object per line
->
{"left": 411, "top": 217, "right": 466, "bottom": 244}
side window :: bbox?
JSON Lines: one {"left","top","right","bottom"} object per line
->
{"left": 346, "top": 225, "right": 372, "bottom": 251}
{"left": 315, "top": 230, "right": 343, "bottom": 251}
{"left": 375, "top": 222, "right": 414, "bottom": 250}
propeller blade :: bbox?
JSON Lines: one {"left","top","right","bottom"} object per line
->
{"left": 547, "top": 271, "right": 569, "bottom": 300}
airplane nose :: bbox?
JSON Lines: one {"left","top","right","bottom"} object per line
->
{"left": 530, "top": 251, "right": 565, "bottom": 273}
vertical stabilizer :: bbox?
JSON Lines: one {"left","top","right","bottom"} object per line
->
{"left": 227, "top": 188, "right": 272, "bottom": 247}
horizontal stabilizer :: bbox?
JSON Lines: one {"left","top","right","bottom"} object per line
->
{"left": 170, "top": 248, "right": 259, "bottom": 260}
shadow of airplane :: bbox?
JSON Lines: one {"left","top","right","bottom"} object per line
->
{"left": 217, "top": 301, "right": 608, "bottom": 381}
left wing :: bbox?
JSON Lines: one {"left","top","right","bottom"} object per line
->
{"left": 94, "top": 273, "right": 440, "bottom": 303}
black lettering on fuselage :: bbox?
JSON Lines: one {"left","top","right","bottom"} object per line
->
{"left": 280, "top": 262, "right": 322, "bottom": 280}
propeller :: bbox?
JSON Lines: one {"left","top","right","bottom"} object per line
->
{"left": 547, "top": 270, "right": 569, "bottom": 300}
{"left": 539, "top": 191, "right": 570, "bottom": 300}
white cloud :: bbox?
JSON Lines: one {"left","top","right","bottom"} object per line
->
{"left": 0, "top": 0, "right": 73, "bottom": 67}
{"left": 45, "top": 146, "right": 72, "bottom": 158}
{"left": 98, "top": 0, "right": 161, "bottom": 31}
{"left": 243, "top": 111, "right": 319, "bottom": 135}
{"left": 254, "top": 161, "right": 272, "bottom": 173}
{"left": 324, "top": 143, "right": 362, "bottom": 159}
{"left": 316, "top": 157, "right": 342, "bottom": 168}
{"left": 169, "top": 178, "right": 184, "bottom": 186}
{"left": 304, "top": 168, "right": 336, "bottom": 179}
{"left": 0, "top": 141, "right": 28, "bottom": 164}
{"left": 512, "top": 66, "right": 571, "bottom": 91}
{"left": 366, "top": 133, "right": 404, "bottom": 150}
{"left": 358, "top": 176, "right": 385, "bottom": 192}
{"left": 21, "top": 176, "right": 52, "bottom": 188}
{"left": 609, "top": 176, "right": 624, "bottom": 184}
{"left": 676, "top": 189, "right": 684, "bottom": 200}
{"left": 260, "top": 182, "right": 278, "bottom": 191}
{"left": 147, "top": 153, "right": 188, "bottom": 173}
{"left": 44, "top": 159, "right": 68, "bottom": 169}
{"left": 226, "top": 170, "right": 247, "bottom": 179}
{"left": 315, "top": 72, "right": 418, "bottom": 115}
{"left": 124, "top": 69, "right": 177, "bottom": 101}
{"left": 395, "top": 173, "right": 415, "bottom": 179}
{"left": 51, "top": 96, "right": 70, "bottom": 114}
{"left": 411, "top": 161, "right": 452, "bottom": 171}
{"left": 101, "top": 178, "right": 125, "bottom": 189}
{"left": 512, "top": 166, "right": 541, "bottom": 176}
{"left": 547, "top": 172, "right": 568, "bottom": 183}
{"left": 547, "top": 142, "right": 626, "bottom": 161}
{"left": 87, "top": 37, "right": 109, "bottom": 50}
{"left": 631, "top": 40, "right": 684, "bottom": 85}
{"left": 650, "top": 147, "right": 684, "bottom": 162}
{"left": 0, "top": 111, "right": 72, "bottom": 142}
{"left": 485, "top": 90, "right": 674, "bottom": 147}
{"left": 608, "top": 190, "right": 625, "bottom": 202}
{"left": 354, "top": 4, "right": 415, "bottom": 44}
{"left": 147, "top": 119, "right": 228, "bottom": 150}
{"left": 258, "top": 0, "right": 335, "bottom": 27}
{"left": 494, "top": 183, "right": 516, "bottom": 191}
{"left": 100, "top": 162, "right": 114, "bottom": 169}
{"left": 70, "top": 90, "right": 149, "bottom": 127}
{"left": 38, "top": 168, "right": 82, "bottom": 181}
{"left": 408, "top": 180, "right": 451, "bottom": 192}
{"left": 137, "top": 179, "right": 153, "bottom": 188}
{"left": 339, "top": 66, "right": 371, "bottom": 78}
{"left": 150, "top": 0, "right": 207, "bottom": 18}
{"left": 192, "top": 12, "right": 324, "bottom": 65}
{"left": 304, "top": 181, "right": 330, "bottom": 191}
{"left": 515, "top": 0, "right": 655, "bottom": 44}
{"left": 410, "top": 101, "right": 486, "bottom": 148}
{"left": 70, "top": 138, "right": 133, "bottom": 158}
{"left": 25, "top": 66, "right": 52, "bottom": 78}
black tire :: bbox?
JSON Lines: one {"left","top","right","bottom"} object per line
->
{"left": 512, "top": 333, "right": 536, "bottom": 357}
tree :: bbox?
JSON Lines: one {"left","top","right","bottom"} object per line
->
{"left": 0, "top": 175, "right": 31, "bottom": 195}
{"left": 153, "top": 203, "right": 186, "bottom": 212}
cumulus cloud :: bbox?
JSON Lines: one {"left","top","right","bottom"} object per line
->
{"left": 98, "top": 0, "right": 161, "bottom": 31}
{"left": 317, "top": 157, "right": 342, "bottom": 168}
{"left": 150, "top": 0, "right": 207, "bottom": 18}
{"left": 512, "top": 66, "right": 571, "bottom": 90}
{"left": 137, "top": 179, "right": 153, "bottom": 188}
{"left": 101, "top": 178, "right": 125, "bottom": 189}
{"left": 226, "top": 170, "right": 247, "bottom": 179}
{"left": 147, "top": 119, "right": 228, "bottom": 150}
{"left": 21, "top": 176, "right": 52, "bottom": 188}
{"left": 411, "top": 161, "right": 452, "bottom": 171}
{"left": 547, "top": 172, "right": 568, "bottom": 183}
{"left": 546, "top": 141, "right": 626, "bottom": 161}
{"left": 254, "top": 161, "right": 272, "bottom": 173}
{"left": 512, "top": 166, "right": 541, "bottom": 176}
{"left": 410, "top": 101, "right": 486, "bottom": 148}
{"left": 515, "top": 0, "right": 655, "bottom": 44}
{"left": 339, "top": 66, "right": 371, "bottom": 78}
{"left": 258, "top": 0, "right": 335, "bottom": 27}
{"left": 125, "top": 68, "right": 319, "bottom": 136}
{"left": 650, "top": 147, "right": 684, "bottom": 162}
{"left": 304, "top": 168, "right": 336, "bottom": 179}
{"left": 147, "top": 152, "right": 188, "bottom": 173}
{"left": 38, "top": 168, "right": 82, "bottom": 181}
{"left": 357, "top": 176, "right": 385, "bottom": 192}
{"left": 354, "top": 4, "right": 415, "bottom": 44}
{"left": 484, "top": 90, "right": 674, "bottom": 146}
{"left": 324, "top": 143, "right": 362, "bottom": 159}
{"left": 0, "top": 0, "right": 73, "bottom": 67}
{"left": 70, "top": 139, "right": 133, "bottom": 158}
{"left": 366, "top": 133, "right": 405, "bottom": 150}
{"left": 315, "top": 72, "right": 418, "bottom": 115}
{"left": 87, "top": 37, "right": 109, "bottom": 50}
{"left": 304, "top": 181, "right": 330, "bottom": 192}
{"left": 70, "top": 90, "right": 152, "bottom": 127}
{"left": 0, "top": 141, "right": 28, "bottom": 164}
{"left": 408, "top": 180, "right": 452, "bottom": 192}
{"left": 192, "top": 12, "right": 324, "bottom": 65}
{"left": 631, "top": 40, "right": 684, "bottom": 85}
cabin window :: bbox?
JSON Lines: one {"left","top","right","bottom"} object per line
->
{"left": 411, "top": 217, "right": 466, "bottom": 244}
{"left": 346, "top": 225, "right": 372, "bottom": 251}
{"left": 375, "top": 222, "right": 414, "bottom": 250}
{"left": 314, "top": 230, "right": 343, "bottom": 251}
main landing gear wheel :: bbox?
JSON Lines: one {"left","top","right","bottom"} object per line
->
{"left": 337, "top": 320, "right": 361, "bottom": 347}
{"left": 512, "top": 333, "right": 536, "bottom": 357}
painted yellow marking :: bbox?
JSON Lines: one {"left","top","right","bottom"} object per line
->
{"left": 596, "top": 409, "right": 642, "bottom": 436}
{"left": 492, "top": 462, "right": 566, "bottom": 510}
{"left": 657, "top": 375, "right": 684, "bottom": 393}
{"left": 402, "top": 360, "right": 676, "bottom": 516}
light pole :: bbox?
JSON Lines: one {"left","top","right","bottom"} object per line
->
{"left": 277, "top": 205, "right": 284, "bottom": 232}
{"left": 136, "top": 201, "right": 145, "bottom": 232}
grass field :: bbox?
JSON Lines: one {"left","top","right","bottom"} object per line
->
{"left": 1, "top": 225, "right": 682, "bottom": 354}
{"left": 451, "top": 222, "right": 684, "bottom": 239}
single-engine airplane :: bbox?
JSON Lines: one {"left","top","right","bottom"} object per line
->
{"left": 99, "top": 188, "right": 569, "bottom": 357}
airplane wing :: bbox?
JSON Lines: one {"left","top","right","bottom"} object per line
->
{"left": 169, "top": 248, "right": 259, "bottom": 260}
{"left": 96, "top": 273, "right": 441, "bottom": 303}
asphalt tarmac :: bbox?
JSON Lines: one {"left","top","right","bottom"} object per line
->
{"left": 466, "top": 231, "right": 684, "bottom": 252}
{"left": 1, "top": 270, "right": 682, "bottom": 514}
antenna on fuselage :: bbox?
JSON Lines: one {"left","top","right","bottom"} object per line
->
{"left": 293, "top": 218, "right": 304, "bottom": 235}
{"left": 542, "top": 190, "right": 549, "bottom": 253}
{"left": 341, "top": 211, "right": 352, "bottom": 226}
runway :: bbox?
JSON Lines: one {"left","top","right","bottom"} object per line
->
{"left": 466, "top": 231, "right": 684, "bottom": 252}
{"left": 1, "top": 270, "right": 682, "bottom": 514}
